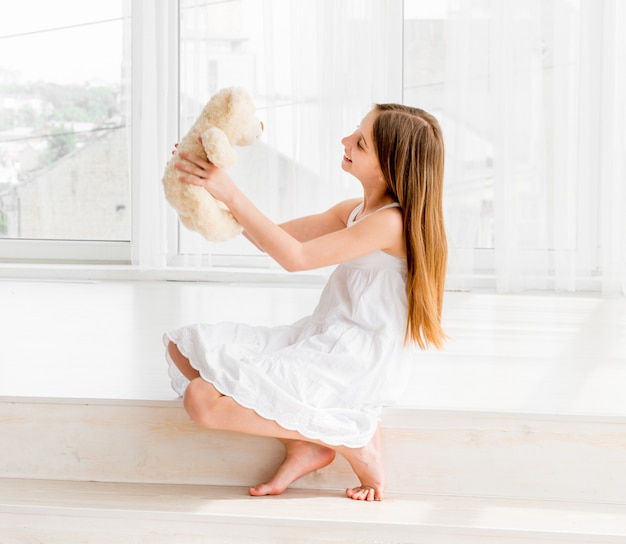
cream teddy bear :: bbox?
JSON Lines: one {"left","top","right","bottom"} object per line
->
{"left": 162, "top": 87, "right": 263, "bottom": 241}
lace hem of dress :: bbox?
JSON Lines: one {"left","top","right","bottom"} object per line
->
{"left": 162, "top": 333, "right": 379, "bottom": 448}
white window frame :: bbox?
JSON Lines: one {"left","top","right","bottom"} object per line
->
{"left": 0, "top": 0, "right": 137, "bottom": 267}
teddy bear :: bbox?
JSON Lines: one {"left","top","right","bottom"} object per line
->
{"left": 162, "top": 87, "right": 263, "bottom": 241}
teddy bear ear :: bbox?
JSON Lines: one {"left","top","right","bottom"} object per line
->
{"left": 202, "top": 127, "right": 237, "bottom": 169}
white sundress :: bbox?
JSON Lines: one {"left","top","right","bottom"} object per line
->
{"left": 164, "top": 202, "right": 415, "bottom": 448}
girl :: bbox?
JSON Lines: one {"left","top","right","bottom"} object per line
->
{"left": 164, "top": 103, "right": 447, "bottom": 501}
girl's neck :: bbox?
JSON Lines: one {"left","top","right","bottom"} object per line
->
{"left": 356, "top": 194, "right": 397, "bottom": 222}
{"left": 360, "top": 191, "right": 396, "bottom": 215}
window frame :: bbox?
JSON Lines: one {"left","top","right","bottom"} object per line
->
{"left": 0, "top": 1, "right": 135, "bottom": 266}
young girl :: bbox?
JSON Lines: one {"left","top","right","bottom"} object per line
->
{"left": 164, "top": 103, "right": 447, "bottom": 502}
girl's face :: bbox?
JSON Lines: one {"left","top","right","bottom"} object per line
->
{"left": 341, "top": 110, "right": 384, "bottom": 186}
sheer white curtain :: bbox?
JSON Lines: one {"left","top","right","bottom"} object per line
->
{"left": 441, "top": 0, "right": 626, "bottom": 294}
{"left": 174, "top": 0, "right": 402, "bottom": 270}
{"left": 551, "top": 0, "right": 626, "bottom": 295}
{"left": 166, "top": 0, "right": 625, "bottom": 293}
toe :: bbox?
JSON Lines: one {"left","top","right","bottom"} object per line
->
{"left": 345, "top": 484, "right": 384, "bottom": 502}
{"left": 249, "top": 483, "right": 272, "bottom": 496}
{"left": 345, "top": 485, "right": 370, "bottom": 501}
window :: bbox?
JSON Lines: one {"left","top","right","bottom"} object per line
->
{"left": 403, "top": 0, "right": 625, "bottom": 292}
{"left": 0, "top": 0, "right": 129, "bottom": 262}
{"left": 1, "top": 1, "right": 623, "bottom": 292}
{"left": 173, "top": 0, "right": 403, "bottom": 270}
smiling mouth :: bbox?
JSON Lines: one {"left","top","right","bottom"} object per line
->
{"left": 343, "top": 155, "right": 352, "bottom": 163}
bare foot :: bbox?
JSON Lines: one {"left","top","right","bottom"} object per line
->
{"left": 340, "top": 428, "right": 385, "bottom": 501}
{"left": 249, "top": 439, "right": 336, "bottom": 496}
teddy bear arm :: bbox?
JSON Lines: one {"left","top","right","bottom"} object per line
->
{"left": 202, "top": 127, "right": 237, "bottom": 169}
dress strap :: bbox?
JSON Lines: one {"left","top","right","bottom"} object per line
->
{"left": 376, "top": 202, "right": 401, "bottom": 212}
{"left": 347, "top": 203, "right": 365, "bottom": 225}
{"left": 348, "top": 202, "right": 400, "bottom": 225}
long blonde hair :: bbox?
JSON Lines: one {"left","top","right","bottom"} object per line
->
{"left": 372, "top": 104, "right": 447, "bottom": 349}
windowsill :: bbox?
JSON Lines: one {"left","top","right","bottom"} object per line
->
{"left": 0, "top": 262, "right": 330, "bottom": 286}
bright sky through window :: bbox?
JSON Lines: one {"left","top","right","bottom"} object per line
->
{"left": 0, "top": 0, "right": 123, "bottom": 85}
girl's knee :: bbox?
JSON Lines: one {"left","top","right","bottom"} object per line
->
{"left": 183, "top": 378, "right": 204, "bottom": 421}
{"left": 183, "top": 377, "right": 217, "bottom": 426}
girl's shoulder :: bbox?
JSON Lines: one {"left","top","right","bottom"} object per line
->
{"left": 329, "top": 198, "right": 363, "bottom": 226}
{"left": 347, "top": 201, "right": 405, "bottom": 259}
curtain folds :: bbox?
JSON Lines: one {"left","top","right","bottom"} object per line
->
{"left": 170, "top": 0, "right": 624, "bottom": 294}
{"left": 443, "top": 0, "right": 625, "bottom": 294}
{"left": 175, "top": 0, "right": 402, "bottom": 267}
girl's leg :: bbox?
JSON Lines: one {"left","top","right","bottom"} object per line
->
{"left": 248, "top": 439, "right": 336, "bottom": 496}
{"left": 167, "top": 341, "right": 200, "bottom": 381}
{"left": 183, "top": 377, "right": 385, "bottom": 501}
{"left": 168, "top": 341, "right": 336, "bottom": 492}
{"left": 343, "top": 427, "right": 385, "bottom": 501}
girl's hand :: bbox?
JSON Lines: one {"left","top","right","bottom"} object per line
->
{"left": 175, "top": 150, "right": 238, "bottom": 206}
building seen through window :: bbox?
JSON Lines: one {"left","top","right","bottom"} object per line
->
{"left": 0, "top": 1, "right": 129, "bottom": 242}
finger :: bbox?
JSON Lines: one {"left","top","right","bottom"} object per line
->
{"left": 177, "top": 173, "right": 204, "bottom": 187}
{"left": 175, "top": 161, "right": 209, "bottom": 180}
{"left": 178, "top": 150, "right": 214, "bottom": 170}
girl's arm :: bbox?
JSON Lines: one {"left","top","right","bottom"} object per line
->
{"left": 278, "top": 200, "right": 358, "bottom": 242}
{"left": 176, "top": 153, "right": 402, "bottom": 271}
{"left": 243, "top": 198, "right": 359, "bottom": 250}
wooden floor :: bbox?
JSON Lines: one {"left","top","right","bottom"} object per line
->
{"left": 1, "top": 278, "right": 625, "bottom": 418}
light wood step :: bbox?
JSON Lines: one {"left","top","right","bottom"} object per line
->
{"left": 2, "top": 478, "right": 625, "bottom": 544}
{"left": 2, "top": 397, "right": 626, "bottom": 503}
